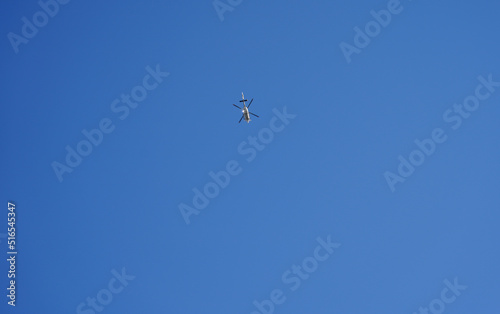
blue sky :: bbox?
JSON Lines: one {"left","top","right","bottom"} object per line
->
{"left": 1, "top": 0, "right": 499, "bottom": 313}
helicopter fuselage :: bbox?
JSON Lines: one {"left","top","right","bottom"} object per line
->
{"left": 242, "top": 106, "right": 251, "bottom": 122}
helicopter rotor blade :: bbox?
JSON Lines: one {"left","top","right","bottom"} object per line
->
{"left": 233, "top": 104, "right": 242, "bottom": 109}
{"left": 239, "top": 115, "right": 244, "bottom": 123}
{"left": 250, "top": 112, "right": 259, "bottom": 118}
{"left": 247, "top": 98, "right": 253, "bottom": 108}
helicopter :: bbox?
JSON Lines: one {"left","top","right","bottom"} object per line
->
{"left": 233, "top": 92, "right": 259, "bottom": 123}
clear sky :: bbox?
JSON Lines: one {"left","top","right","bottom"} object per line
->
{"left": 1, "top": 0, "right": 499, "bottom": 313}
